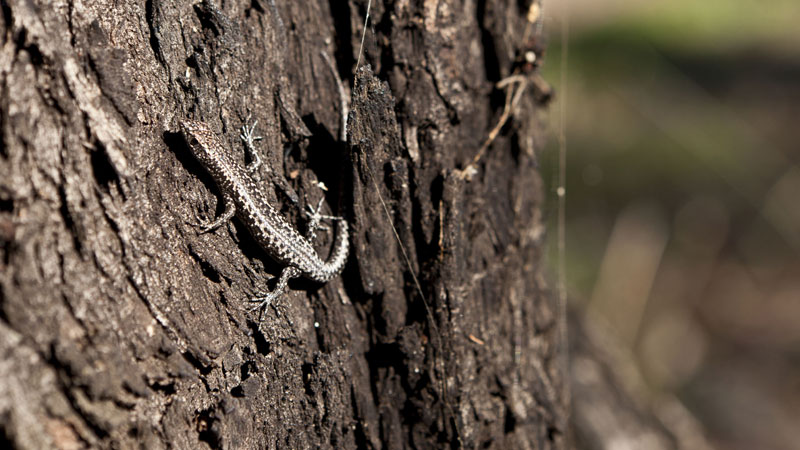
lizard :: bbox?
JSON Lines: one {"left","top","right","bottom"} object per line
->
{"left": 179, "top": 119, "right": 349, "bottom": 315}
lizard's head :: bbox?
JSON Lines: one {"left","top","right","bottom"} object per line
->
{"left": 180, "top": 120, "right": 218, "bottom": 166}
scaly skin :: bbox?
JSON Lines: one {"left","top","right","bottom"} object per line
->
{"left": 180, "top": 119, "right": 349, "bottom": 284}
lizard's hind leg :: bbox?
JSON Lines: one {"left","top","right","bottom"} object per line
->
{"left": 247, "top": 197, "right": 340, "bottom": 320}
{"left": 304, "top": 195, "right": 345, "bottom": 243}
{"left": 249, "top": 266, "right": 301, "bottom": 319}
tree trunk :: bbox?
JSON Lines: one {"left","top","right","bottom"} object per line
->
{"left": 0, "top": 0, "right": 564, "bottom": 448}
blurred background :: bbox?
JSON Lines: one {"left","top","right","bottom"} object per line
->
{"left": 539, "top": 1, "right": 800, "bottom": 449}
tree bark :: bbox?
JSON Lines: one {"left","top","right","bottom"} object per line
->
{"left": 0, "top": 0, "right": 563, "bottom": 448}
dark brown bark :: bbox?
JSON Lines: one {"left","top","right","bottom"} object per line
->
{"left": 0, "top": 0, "right": 563, "bottom": 448}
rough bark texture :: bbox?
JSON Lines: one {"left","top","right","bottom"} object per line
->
{"left": 0, "top": 0, "right": 563, "bottom": 448}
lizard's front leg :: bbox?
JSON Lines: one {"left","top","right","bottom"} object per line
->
{"left": 241, "top": 120, "right": 299, "bottom": 205}
{"left": 198, "top": 192, "right": 236, "bottom": 233}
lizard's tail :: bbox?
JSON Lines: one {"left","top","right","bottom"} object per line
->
{"left": 315, "top": 219, "right": 349, "bottom": 282}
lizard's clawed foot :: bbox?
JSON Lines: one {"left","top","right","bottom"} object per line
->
{"left": 247, "top": 266, "right": 300, "bottom": 320}
{"left": 240, "top": 117, "right": 263, "bottom": 173}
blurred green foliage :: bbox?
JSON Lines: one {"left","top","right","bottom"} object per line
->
{"left": 538, "top": 2, "right": 800, "bottom": 448}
